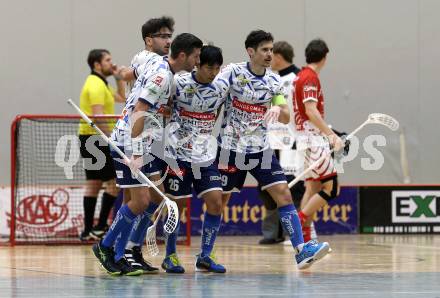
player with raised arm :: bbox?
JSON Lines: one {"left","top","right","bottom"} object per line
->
{"left": 292, "top": 39, "right": 344, "bottom": 242}
{"left": 162, "top": 45, "right": 226, "bottom": 273}
{"left": 214, "top": 30, "right": 330, "bottom": 269}
{"left": 92, "top": 33, "right": 203, "bottom": 276}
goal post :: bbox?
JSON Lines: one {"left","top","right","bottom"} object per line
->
{"left": 9, "top": 114, "right": 191, "bottom": 246}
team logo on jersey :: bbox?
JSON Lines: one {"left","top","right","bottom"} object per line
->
{"left": 153, "top": 75, "right": 164, "bottom": 87}
{"left": 237, "top": 75, "right": 250, "bottom": 87}
{"left": 303, "top": 84, "right": 317, "bottom": 92}
{"left": 184, "top": 87, "right": 196, "bottom": 99}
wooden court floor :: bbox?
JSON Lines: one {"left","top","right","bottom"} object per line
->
{"left": 1, "top": 235, "right": 440, "bottom": 297}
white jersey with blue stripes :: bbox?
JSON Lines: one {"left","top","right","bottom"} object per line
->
{"left": 126, "top": 50, "right": 163, "bottom": 96}
{"left": 112, "top": 57, "right": 174, "bottom": 152}
{"left": 213, "top": 62, "right": 285, "bottom": 153}
{"left": 166, "top": 71, "right": 224, "bottom": 163}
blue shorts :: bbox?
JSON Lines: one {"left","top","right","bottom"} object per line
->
{"left": 111, "top": 147, "right": 167, "bottom": 188}
{"left": 164, "top": 159, "right": 222, "bottom": 199}
{"left": 216, "top": 148, "right": 287, "bottom": 193}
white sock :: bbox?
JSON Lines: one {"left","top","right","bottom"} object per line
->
{"left": 295, "top": 243, "right": 305, "bottom": 253}
{"left": 125, "top": 241, "right": 137, "bottom": 250}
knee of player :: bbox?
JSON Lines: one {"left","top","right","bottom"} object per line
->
{"left": 221, "top": 193, "right": 231, "bottom": 208}
{"left": 275, "top": 186, "right": 293, "bottom": 205}
{"left": 105, "top": 180, "right": 118, "bottom": 196}
{"left": 135, "top": 190, "right": 152, "bottom": 210}
{"left": 205, "top": 197, "right": 223, "bottom": 215}
{"left": 320, "top": 176, "right": 339, "bottom": 202}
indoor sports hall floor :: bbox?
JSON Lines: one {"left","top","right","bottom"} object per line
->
{"left": 1, "top": 235, "right": 439, "bottom": 297}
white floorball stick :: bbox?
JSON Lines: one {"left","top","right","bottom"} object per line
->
{"left": 288, "top": 113, "right": 399, "bottom": 188}
{"left": 67, "top": 100, "right": 179, "bottom": 254}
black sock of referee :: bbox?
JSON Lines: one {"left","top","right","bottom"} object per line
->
{"left": 83, "top": 196, "right": 97, "bottom": 233}
{"left": 97, "top": 192, "right": 117, "bottom": 228}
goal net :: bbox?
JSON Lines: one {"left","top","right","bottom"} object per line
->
{"left": 9, "top": 115, "right": 190, "bottom": 245}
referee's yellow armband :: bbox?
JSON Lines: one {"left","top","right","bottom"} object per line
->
{"left": 271, "top": 94, "right": 287, "bottom": 106}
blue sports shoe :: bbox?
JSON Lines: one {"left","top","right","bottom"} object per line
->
{"left": 295, "top": 240, "right": 330, "bottom": 270}
{"left": 195, "top": 252, "right": 226, "bottom": 273}
{"left": 162, "top": 253, "right": 185, "bottom": 273}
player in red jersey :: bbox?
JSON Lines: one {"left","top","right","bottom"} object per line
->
{"left": 292, "top": 39, "right": 344, "bottom": 242}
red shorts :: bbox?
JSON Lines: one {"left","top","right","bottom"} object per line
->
{"left": 297, "top": 133, "right": 337, "bottom": 181}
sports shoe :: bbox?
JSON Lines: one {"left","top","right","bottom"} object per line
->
{"left": 195, "top": 252, "right": 226, "bottom": 273}
{"left": 125, "top": 247, "right": 159, "bottom": 274}
{"left": 258, "top": 237, "right": 285, "bottom": 245}
{"left": 162, "top": 253, "right": 185, "bottom": 273}
{"left": 115, "top": 256, "right": 143, "bottom": 276}
{"left": 295, "top": 240, "right": 330, "bottom": 270}
{"left": 92, "top": 241, "right": 121, "bottom": 276}
{"left": 90, "top": 225, "right": 108, "bottom": 239}
{"left": 80, "top": 230, "right": 93, "bottom": 242}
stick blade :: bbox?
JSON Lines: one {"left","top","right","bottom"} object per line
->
{"left": 145, "top": 225, "right": 159, "bottom": 256}
{"left": 163, "top": 200, "right": 179, "bottom": 234}
{"left": 368, "top": 113, "right": 399, "bottom": 131}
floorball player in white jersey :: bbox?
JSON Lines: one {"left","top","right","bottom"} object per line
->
{"left": 111, "top": 16, "right": 175, "bottom": 274}
{"left": 213, "top": 30, "right": 330, "bottom": 269}
{"left": 92, "top": 33, "right": 203, "bottom": 276}
{"left": 162, "top": 45, "right": 226, "bottom": 273}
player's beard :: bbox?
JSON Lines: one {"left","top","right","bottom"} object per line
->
{"left": 102, "top": 67, "right": 113, "bottom": 77}
{"left": 153, "top": 44, "right": 169, "bottom": 56}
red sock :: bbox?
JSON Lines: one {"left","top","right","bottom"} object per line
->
{"left": 298, "top": 211, "right": 311, "bottom": 242}
{"left": 302, "top": 226, "right": 311, "bottom": 242}
{"left": 298, "top": 211, "right": 308, "bottom": 226}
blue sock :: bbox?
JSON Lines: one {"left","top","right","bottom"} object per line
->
{"left": 278, "top": 204, "right": 304, "bottom": 249}
{"left": 201, "top": 212, "right": 221, "bottom": 257}
{"left": 165, "top": 221, "right": 180, "bottom": 257}
{"left": 101, "top": 205, "right": 137, "bottom": 261}
{"left": 128, "top": 202, "right": 158, "bottom": 248}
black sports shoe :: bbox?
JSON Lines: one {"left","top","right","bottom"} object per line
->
{"left": 258, "top": 237, "right": 285, "bottom": 245}
{"left": 126, "top": 246, "right": 159, "bottom": 274}
{"left": 80, "top": 230, "right": 93, "bottom": 242}
{"left": 115, "top": 256, "right": 143, "bottom": 276}
{"left": 90, "top": 225, "right": 108, "bottom": 239}
{"left": 92, "top": 241, "right": 121, "bottom": 276}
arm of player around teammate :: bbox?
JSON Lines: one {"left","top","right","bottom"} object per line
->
{"left": 112, "top": 74, "right": 126, "bottom": 104}
{"left": 304, "top": 101, "right": 344, "bottom": 151}
{"left": 131, "top": 100, "right": 151, "bottom": 139}
{"left": 131, "top": 71, "right": 170, "bottom": 139}
{"left": 211, "top": 63, "right": 233, "bottom": 99}
{"left": 115, "top": 66, "right": 136, "bottom": 82}
{"left": 127, "top": 99, "right": 150, "bottom": 171}
{"left": 111, "top": 64, "right": 126, "bottom": 102}
{"left": 113, "top": 77, "right": 126, "bottom": 103}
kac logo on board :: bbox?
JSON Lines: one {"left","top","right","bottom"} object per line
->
{"left": 392, "top": 191, "right": 440, "bottom": 223}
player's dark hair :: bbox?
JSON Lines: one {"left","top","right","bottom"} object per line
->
{"left": 305, "top": 38, "right": 329, "bottom": 64}
{"left": 170, "top": 33, "right": 203, "bottom": 59}
{"left": 273, "top": 41, "right": 294, "bottom": 63}
{"left": 200, "top": 45, "right": 223, "bottom": 66}
{"left": 87, "top": 49, "right": 110, "bottom": 71}
{"left": 141, "top": 16, "right": 175, "bottom": 42}
{"left": 245, "top": 30, "right": 274, "bottom": 50}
